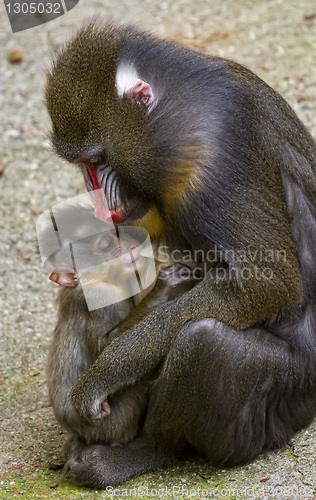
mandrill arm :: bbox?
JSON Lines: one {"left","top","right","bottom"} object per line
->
{"left": 70, "top": 246, "right": 302, "bottom": 421}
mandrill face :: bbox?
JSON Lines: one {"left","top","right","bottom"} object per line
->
{"left": 46, "top": 23, "right": 168, "bottom": 235}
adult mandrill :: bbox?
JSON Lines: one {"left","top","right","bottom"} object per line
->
{"left": 45, "top": 21, "right": 316, "bottom": 487}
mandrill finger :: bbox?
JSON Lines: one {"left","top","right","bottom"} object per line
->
{"left": 94, "top": 400, "right": 111, "bottom": 420}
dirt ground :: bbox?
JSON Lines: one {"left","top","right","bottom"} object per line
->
{"left": 0, "top": 0, "right": 316, "bottom": 498}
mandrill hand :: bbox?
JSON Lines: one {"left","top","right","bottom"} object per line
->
{"left": 70, "top": 372, "right": 111, "bottom": 422}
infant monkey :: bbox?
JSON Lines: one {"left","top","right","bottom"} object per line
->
{"left": 44, "top": 207, "right": 196, "bottom": 470}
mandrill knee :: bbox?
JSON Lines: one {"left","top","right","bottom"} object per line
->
{"left": 172, "top": 317, "right": 226, "bottom": 351}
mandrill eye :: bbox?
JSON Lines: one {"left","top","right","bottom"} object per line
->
{"left": 87, "top": 151, "right": 107, "bottom": 167}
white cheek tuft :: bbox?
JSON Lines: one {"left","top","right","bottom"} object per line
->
{"left": 115, "top": 63, "right": 139, "bottom": 97}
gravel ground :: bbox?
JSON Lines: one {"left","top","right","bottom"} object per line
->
{"left": 0, "top": 0, "right": 316, "bottom": 498}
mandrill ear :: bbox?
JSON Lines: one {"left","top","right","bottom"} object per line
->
{"left": 115, "top": 63, "right": 154, "bottom": 107}
{"left": 126, "top": 79, "right": 154, "bottom": 106}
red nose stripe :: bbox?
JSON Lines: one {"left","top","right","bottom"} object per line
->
{"left": 87, "top": 163, "right": 101, "bottom": 190}
{"left": 87, "top": 164, "right": 123, "bottom": 223}
{"left": 87, "top": 164, "right": 112, "bottom": 221}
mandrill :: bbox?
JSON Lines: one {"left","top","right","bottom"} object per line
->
{"left": 45, "top": 21, "right": 316, "bottom": 488}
